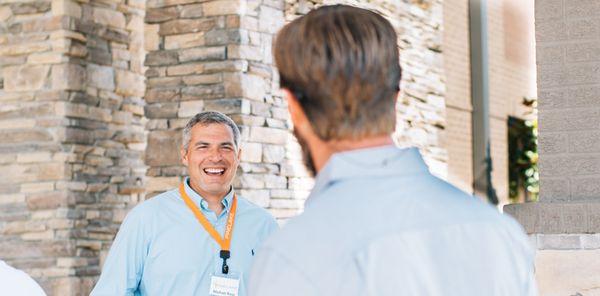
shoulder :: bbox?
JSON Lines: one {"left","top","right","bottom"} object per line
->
{"left": 249, "top": 246, "right": 318, "bottom": 296}
{"left": 236, "top": 195, "right": 277, "bottom": 224}
{"left": 122, "top": 189, "right": 179, "bottom": 223}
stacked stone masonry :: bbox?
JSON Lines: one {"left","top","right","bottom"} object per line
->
{"left": 0, "top": 0, "right": 538, "bottom": 294}
{"left": 0, "top": 0, "right": 146, "bottom": 294}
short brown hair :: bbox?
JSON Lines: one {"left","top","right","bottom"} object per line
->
{"left": 274, "top": 5, "right": 401, "bottom": 141}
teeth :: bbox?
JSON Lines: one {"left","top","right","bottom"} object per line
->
{"left": 204, "top": 168, "right": 225, "bottom": 174}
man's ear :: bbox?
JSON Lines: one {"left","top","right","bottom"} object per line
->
{"left": 181, "top": 147, "right": 189, "bottom": 166}
{"left": 283, "top": 88, "right": 310, "bottom": 133}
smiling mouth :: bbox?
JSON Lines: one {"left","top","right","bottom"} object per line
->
{"left": 203, "top": 168, "right": 225, "bottom": 176}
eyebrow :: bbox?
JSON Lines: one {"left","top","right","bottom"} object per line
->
{"left": 193, "top": 141, "right": 235, "bottom": 147}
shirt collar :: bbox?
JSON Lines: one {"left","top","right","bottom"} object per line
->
{"left": 183, "top": 177, "right": 234, "bottom": 213}
{"left": 306, "top": 145, "right": 429, "bottom": 205}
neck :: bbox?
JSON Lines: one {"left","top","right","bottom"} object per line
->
{"left": 328, "top": 135, "right": 394, "bottom": 152}
{"left": 311, "top": 135, "right": 394, "bottom": 172}
{"left": 188, "top": 180, "right": 229, "bottom": 215}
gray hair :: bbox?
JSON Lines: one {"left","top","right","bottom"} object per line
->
{"left": 182, "top": 111, "right": 241, "bottom": 151}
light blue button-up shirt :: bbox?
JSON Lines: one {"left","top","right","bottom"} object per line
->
{"left": 91, "top": 178, "right": 278, "bottom": 296}
{"left": 249, "top": 146, "right": 536, "bottom": 296}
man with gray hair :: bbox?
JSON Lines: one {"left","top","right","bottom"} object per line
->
{"left": 92, "top": 111, "right": 278, "bottom": 296}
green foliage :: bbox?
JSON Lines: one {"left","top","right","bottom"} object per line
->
{"left": 508, "top": 97, "right": 538, "bottom": 202}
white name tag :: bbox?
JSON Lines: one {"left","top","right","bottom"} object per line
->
{"left": 209, "top": 275, "right": 240, "bottom": 296}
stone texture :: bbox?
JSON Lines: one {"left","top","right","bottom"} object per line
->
{"left": 0, "top": 0, "right": 148, "bottom": 294}
{"left": 165, "top": 32, "right": 205, "bottom": 50}
{"left": 3, "top": 65, "right": 50, "bottom": 92}
{"left": 240, "top": 142, "right": 262, "bottom": 163}
{"left": 87, "top": 64, "right": 115, "bottom": 91}
{"left": 51, "top": 0, "right": 82, "bottom": 18}
{"left": 177, "top": 100, "right": 205, "bottom": 118}
{"left": 93, "top": 7, "right": 126, "bottom": 29}
{"left": 505, "top": 202, "right": 600, "bottom": 234}
{"left": 115, "top": 70, "right": 145, "bottom": 97}
{"left": 536, "top": 250, "right": 600, "bottom": 296}
{"left": 159, "top": 19, "right": 217, "bottom": 35}
{"left": 51, "top": 64, "right": 86, "bottom": 91}
{"left": 178, "top": 46, "right": 226, "bottom": 62}
{"left": 202, "top": 0, "right": 243, "bottom": 16}
{"left": 146, "top": 130, "right": 182, "bottom": 166}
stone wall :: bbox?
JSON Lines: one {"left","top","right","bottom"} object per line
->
{"left": 0, "top": 0, "right": 146, "bottom": 294}
{"left": 286, "top": 0, "right": 448, "bottom": 179}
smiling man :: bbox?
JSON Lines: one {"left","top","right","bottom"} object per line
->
{"left": 91, "top": 111, "right": 278, "bottom": 296}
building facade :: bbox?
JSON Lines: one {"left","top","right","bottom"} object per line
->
{"left": 0, "top": 0, "right": 536, "bottom": 294}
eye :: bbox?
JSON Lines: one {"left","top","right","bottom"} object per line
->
{"left": 221, "top": 146, "right": 233, "bottom": 151}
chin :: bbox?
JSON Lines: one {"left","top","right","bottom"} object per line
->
{"left": 204, "top": 184, "right": 230, "bottom": 194}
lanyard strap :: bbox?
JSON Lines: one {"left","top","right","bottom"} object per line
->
{"left": 179, "top": 183, "right": 238, "bottom": 251}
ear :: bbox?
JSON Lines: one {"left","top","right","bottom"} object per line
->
{"left": 181, "top": 146, "right": 189, "bottom": 166}
{"left": 283, "top": 88, "right": 310, "bottom": 134}
{"left": 236, "top": 147, "right": 242, "bottom": 163}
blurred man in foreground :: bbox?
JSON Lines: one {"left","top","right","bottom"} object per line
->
{"left": 248, "top": 5, "right": 536, "bottom": 296}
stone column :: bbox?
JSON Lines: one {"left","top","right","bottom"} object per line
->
{"left": 143, "top": 0, "right": 312, "bottom": 221}
{"left": 0, "top": 0, "right": 146, "bottom": 294}
{"left": 504, "top": 0, "right": 600, "bottom": 294}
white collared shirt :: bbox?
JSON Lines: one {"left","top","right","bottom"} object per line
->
{"left": 249, "top": 146, "right": 537, "bottom": 296}
{"left": 0, "top": 260, "right": 46, "bottom": 296}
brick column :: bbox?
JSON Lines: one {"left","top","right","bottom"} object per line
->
{"left": 143, "top": 0, "right": 311, "bottom": 221}
{"left": 0, "top": 0, "right": 146, "bottom": 294}
{"left": 504, "top": 0, "right": 600, "bottom": 294}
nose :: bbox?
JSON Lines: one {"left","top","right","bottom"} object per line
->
{"left": 207, "top": 148, "right": 223, "bottom": 162}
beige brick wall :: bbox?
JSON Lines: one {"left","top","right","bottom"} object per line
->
{"left": 487, "top": 0, "right": 537, "bottom": 206}
{"left": 536, "top": 0, "right": 600, "bottom": 202}
{"left": 506, "top": 1, "right": 600, "bottom": 292}
{"left": 443, "top": 0, "right": 473, "bottom": 194}
{"left": 442, "top": 0, "right": 536, "bottom": 203}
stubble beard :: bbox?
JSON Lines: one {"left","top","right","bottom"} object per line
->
{"left": 293, "top": 129, "right": 317, "bottom": 177}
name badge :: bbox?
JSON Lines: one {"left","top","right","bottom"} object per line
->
{"left": 209, "top": 275, "right": 240, "bottom": 296}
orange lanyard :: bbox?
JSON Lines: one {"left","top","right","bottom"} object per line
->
{"left": 179, "top": 183, "right": 238, "bottom": 274}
